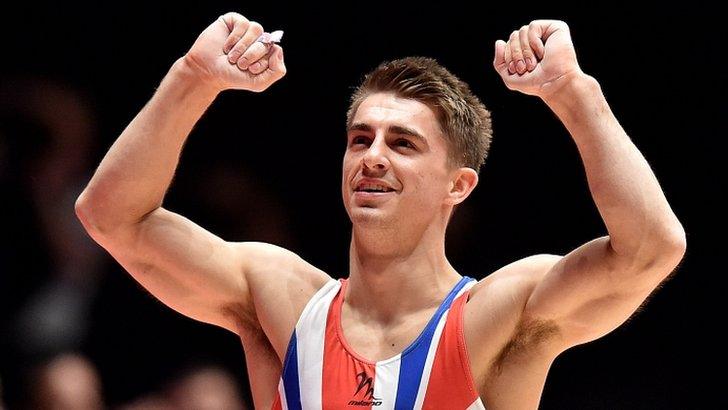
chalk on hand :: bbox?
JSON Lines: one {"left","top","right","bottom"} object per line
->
{"left": 256, "top": 30, "right": 284, "bottom": 45}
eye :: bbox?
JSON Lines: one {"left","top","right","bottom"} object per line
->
{"left": 351, "top": 135, "right": 369, "bottom": 145}
{"left": 395, "top": 139, "right": 414, "bottom": 149}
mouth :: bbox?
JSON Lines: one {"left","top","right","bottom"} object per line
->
{"left": 351, "top": 179, "right": 398, "bottom": 204}
{"left": 353, "top": 180, "right": 397, "bottom": 193}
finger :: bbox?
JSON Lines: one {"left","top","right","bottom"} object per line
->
{"left": 248, "top": 46, "right": 273, "bottom": 75}
{"left": 493, "top": 39, "right": 507, "bottom": 71}
{"left": 527, "top": 21, "right": 546, "bottom": 60}
{"left": 238, "top": 41, "right": 270, "bottom": 70}
{"left": 504, "top": 38, "right": 512, "bottom": 74}
{"left": 227, "top": 21, "right": 264, "bottom": 66}
{"left": 518, "top": 25, "right": 536, "bottom": 72}
{"left": 220, "top": 13, "right": 250, "bottom": 54}
{"left": 508, "top": 30, "right": 526, "bottom": 75}
{"left": 530, "top": 19, "right": 568, "bottom": 43}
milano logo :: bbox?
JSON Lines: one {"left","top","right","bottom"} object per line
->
{"left": 348, "top": 371, "right": 383, "bottom": 406}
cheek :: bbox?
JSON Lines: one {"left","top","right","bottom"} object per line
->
{"left": 407, "top": 168, "right": 447, "bottom": 204}
{"left": 341, "top": 155, "right": 355, "bottom": 203}
{"left": 343, "top": 150, "right": 358, "bottom": 171}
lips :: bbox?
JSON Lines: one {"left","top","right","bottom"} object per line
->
{"left": 353, "top": 190, "right": 396, "bottom": 204}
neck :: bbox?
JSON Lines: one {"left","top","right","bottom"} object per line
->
{"left": 346, "top": 219, "right": 462, "bottom": 324}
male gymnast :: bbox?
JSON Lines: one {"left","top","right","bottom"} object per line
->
{"left": 76, "top": 12, "right": 686, "bottom": 409}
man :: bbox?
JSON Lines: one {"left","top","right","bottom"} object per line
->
{"left": 75, "top": 12, "right": 686, "bottom": 409}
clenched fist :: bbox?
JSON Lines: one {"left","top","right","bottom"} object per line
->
{"left": 182, "top": 12, "right": 286, "bottom": 93}
{"left": 493, "top": 20, "right": 582, "bottom": 99}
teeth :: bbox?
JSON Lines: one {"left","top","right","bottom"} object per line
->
{"left": 358, "top": 183, "right": 391, "bottom": 192}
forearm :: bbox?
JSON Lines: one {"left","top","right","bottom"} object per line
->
{"left": 76, "top": 57, "right": 219, "bottom": 232}
{"left": 543, "top": 74, "right": 685, "bottom": 262}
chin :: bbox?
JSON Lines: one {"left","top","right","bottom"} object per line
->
{"left": 349, "top": 207, "right": 394, "bottom": 228}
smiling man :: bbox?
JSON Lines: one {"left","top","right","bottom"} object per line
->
{"left": 75, "top": 12, "right": 686, "bottom": 409}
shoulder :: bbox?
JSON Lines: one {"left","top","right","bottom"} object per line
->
{"left": 235, "top": 241, "right": 333, "bottom": 292}
{"left": 469, "top": 253, "right": 563, "bottom": 300}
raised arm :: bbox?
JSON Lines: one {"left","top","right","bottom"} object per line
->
{"left": 75, "top": 13, "right": 313, "bottom": 334}
{"left": 492, "top": 20, "right": 686, "bottom": 349}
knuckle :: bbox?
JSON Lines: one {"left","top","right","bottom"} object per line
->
{"left": 236, "top": 20, "right": 250, "bottom": 32}
{"left": 248, "top": 21, "right": 264, "bottom": 35}
{"left": 224, "top": 12, "right": 249, "bottom": 25}
{"left": 510, "top": 30, "right": 519, "bottom": 40}
{"left": 520, "top": 25, "right": 529, "bottom": 32}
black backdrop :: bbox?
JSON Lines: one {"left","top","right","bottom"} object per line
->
{"left": 1, "top": 1, "right": 724, "bottom": 408}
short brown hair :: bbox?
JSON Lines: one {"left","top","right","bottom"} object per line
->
{"left": 346, "top": 57, "right": 492, "bottom": 172}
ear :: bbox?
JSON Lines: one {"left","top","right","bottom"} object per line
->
{"left": 446, "top": 167, "right": 478, "bottom": 206}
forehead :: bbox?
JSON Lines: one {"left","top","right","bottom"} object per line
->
{"left": 352, "top": 93, "right": 442, "bottom": 139}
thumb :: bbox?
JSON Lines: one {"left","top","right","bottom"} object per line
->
{"left": 251, "top": 45, "right": 286, "bottom": 90}
{"left": 269, "top": 45, "right": 286, "bottom": 75}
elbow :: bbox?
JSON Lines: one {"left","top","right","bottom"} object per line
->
{"left": 657, "top": 219, "right": 687, "bottom": 258}
{"left": 668, "top": 224, "right": 687, "bottom": 253}
{"left": 74, "top": 190, "right": 115, "bottom": 237}
{"left": 75, "top": 191, "right": 99, "bottom": 233}
{"left": 641, "top": 223, "right": 687, "bottom": 280}
{"left": 663, "top": 224, "right": 687, "bottom": 266}
{"left": 613, "top": 223, "right": 687, "bottom": 282}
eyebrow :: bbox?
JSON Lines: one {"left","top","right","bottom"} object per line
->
{"left": 348, "top": 123, "right": 429, "bottom": 147}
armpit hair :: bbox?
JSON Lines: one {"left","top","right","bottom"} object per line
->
{"left": 491, "top": 318, "right": 560, "bottom": 375}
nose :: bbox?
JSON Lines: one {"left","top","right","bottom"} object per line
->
{"left": 361, "top": 137, "right": 390, "bottom": 173}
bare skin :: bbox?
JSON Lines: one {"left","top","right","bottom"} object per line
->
{"left": 76, "top": 13, "right": 686, "bottom": 409}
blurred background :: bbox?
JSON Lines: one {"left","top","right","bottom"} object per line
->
{"left": 0, "top": 1, "right": 724, "bottom": 409}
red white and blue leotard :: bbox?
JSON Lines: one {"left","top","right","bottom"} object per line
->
{"left": 271, "top": 275, "right": 485, "bottom": 409}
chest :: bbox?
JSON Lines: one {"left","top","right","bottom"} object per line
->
{"left": 340, "top": 306, "right": 437, "bottom": 363}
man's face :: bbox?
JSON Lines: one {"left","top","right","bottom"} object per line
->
{"left": 342, "top": 92, "right": 454, "bottom": 228}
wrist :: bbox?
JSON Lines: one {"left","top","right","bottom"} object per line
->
{"left": 169, "top": 56, "right": 224, "bottom": 98}
{"left": 541, "top": 72, "right": 605, "bottom": 121}
{"left": 541, "top": 71, "right": 600, "bottom": 105}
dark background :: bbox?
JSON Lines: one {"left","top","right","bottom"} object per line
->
{"left": 1, "top": 1, "right": 724, "bottom": 408}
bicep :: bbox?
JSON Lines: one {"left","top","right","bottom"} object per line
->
{"left": 523, "top": 236, "right": 678, "bottom": 348}
{"left": 92, "top": 207, "right": 256, "bottom": 332}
